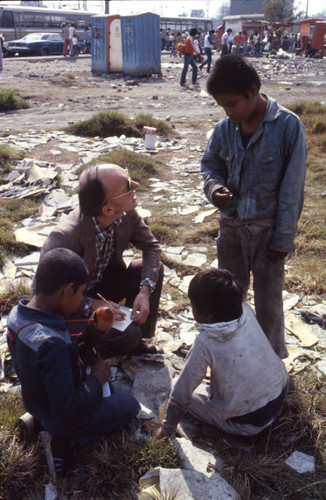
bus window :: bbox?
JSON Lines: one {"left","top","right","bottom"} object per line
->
{"left": 0, "top": 9, "right": 15, "bottom": 28}
{"left": 49, "top": 15, "right": 62, "bottom": 28}
{"left": 77, "top": 19, "right": 86, "bottom": 29}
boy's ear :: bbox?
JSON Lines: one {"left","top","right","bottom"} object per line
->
{"left": 250, "top": 83, "right": 259, "bottom": 95}
{"left": 61, "top": 282, "right": 75, "bottom": 297}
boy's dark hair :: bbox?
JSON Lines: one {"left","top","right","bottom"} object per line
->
{"left": 207, "top": 54, "right": 261, "bottom": 98}
{"left": 35, "top": 248, "right": 88, "bottom": 295}
{"left": 78, "top": 166, "right": 106, "bottom": 216}
{"left": 188, "top": 268, "right": 243, "bottom": 322}
{"left": 189, "top": 28, "right": 198, "bottom": 37}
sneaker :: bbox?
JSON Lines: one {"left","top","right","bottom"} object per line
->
{"left": 51, "top": 435, "right": 74, "bottom": 479}
{"left": 133, "top": 341, "right": 164, "bottom": 355}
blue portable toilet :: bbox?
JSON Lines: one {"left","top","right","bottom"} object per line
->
{"left": 120, "top": 13, "right": 161, "bottom": 75}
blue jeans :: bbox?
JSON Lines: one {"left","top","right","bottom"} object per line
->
{"left": 180, "top": 54, "right": 197, "bottom": 86}
{"left": 43, "top": 393, "right": 140, "bottom": 443}
{"left": 200, "top": 47, "right": 212, "bottom": 72}
{"left": 221, "top": 45, "right": 229, "bottom": 56}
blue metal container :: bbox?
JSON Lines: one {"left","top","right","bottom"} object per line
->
{"left": 120, "top": 13, "right": 161, "bottom": 75}
{"left": 91, "top": 15, "right": 109, "bottom": 72}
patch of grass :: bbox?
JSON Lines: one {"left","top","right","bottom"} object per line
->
{"left": 108, "top": 149, "right": 157, "bottom": 182}
{"left": 312, "top": 119, "right": 326, "bottom": 135}
{"left": 185, "top": 226, "right": 218, "bottom": 244}
{"left": 0, "top": 394, "right": 25, "bottom": 432}
{"left": 0, "top": 88, "right": 31, "bottom": 112}
{"left": 67, "top": 111, "right": 173, "bottom": 140}
{"left": 134, "top": 113, "right": 173, "bottom": 136}
{"left": 75, "top": 149, "right": 157, "bottom": 190}
{"left": 65, "top": 432, "right": 182, "bottom": 498}
{"left": 67, "top": 110, "right": 141, "bottom": 138}
{"left": 285, "top": 154, "right": 326, "bottom": 294}
{"left": 0, "top": 144, "right": 25, "bottom": 173}
{"left": 0, "top": 281, "right": 31, "bottom": 315}
{"left": 0, "top": 430, "right": 43, "bottom": 500}
{"left": 318, "top": 134, "right": 326, "bottom": 152}
{"left": 279, "top": 103, "right": 326, "bottom": 294}
{"left": 149, "top": 223, "right": 174, "bottom": 244}
{"left": 286, "top": 101, "right": 326, "bottom": 117}
{"left": 0, "top": 198, "right": 39, "bottom": 267}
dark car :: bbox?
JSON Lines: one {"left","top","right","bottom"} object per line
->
{"left": 6, "top": 33, "right": 64, "bottom": 56}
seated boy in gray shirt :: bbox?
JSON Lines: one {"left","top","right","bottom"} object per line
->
{"left": 147, "top": 268, "right": 289, "bottom": 438}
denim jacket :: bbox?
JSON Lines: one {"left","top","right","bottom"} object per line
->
{"left": 7, "top": 300, "right": 102, "bottom": 437}
{"left": 201, "top": 96, "right": 307, "bottom": 252}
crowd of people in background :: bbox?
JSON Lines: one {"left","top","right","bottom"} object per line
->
{"left": 160, "top": 26, "right": 304, "bottom": 61}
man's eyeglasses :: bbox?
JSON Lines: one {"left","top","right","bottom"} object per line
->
{"left": 105, "top": 173, "right": 134, "bottom": 203}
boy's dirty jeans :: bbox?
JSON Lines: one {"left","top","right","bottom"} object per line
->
{"left": 217, "top": 219, "right": 288, "bottom": 359}
{"left": 42, "top": 393, "right": 140, "bottom": 445}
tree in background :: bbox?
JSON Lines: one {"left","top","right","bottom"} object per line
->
{"left": 262, "top": 0, "right": 303, "bottom": 24}
{"left": 212, "top": 2, "right": 230, "bottom": 27}
{"left": 190, "top": 10, "right": 205, "bottom": 18}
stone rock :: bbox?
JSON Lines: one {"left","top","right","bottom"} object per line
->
{"left": 316, "top": 359, "right": 326, "bottom": 375}
{"left": 285, "top": 451, "right": 315, "bottom": 473}
{"left": 173, "top": 437, "right": 223, "bottom": 474}
{"left": 139, "top": 467, "right": 241, "bottom": 500}
{"left": 182, "top": 253, "right": 207, "bottom": 268}
{"left": 131, "top": 364, "right": 174, "bottom": 418}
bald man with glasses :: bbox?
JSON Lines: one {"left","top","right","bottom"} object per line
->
{"left": 41, "top": 163, "right": 163, "bottom": 357}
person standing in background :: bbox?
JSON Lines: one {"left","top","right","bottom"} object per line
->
{"left": 61, "top": 22, "right": 70, "bottom": 57}
{"left": 200, "top": 30, "right": 215, "bottom": 73}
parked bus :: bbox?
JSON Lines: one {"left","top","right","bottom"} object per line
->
{"left": 0, "top": 3, "right": 95, "bottom": 42}
{"left": 0, "top": 4, "right": 214, "bottom": 44}
{"left": 160, "top": 16, "right": 213, "bottom": 34}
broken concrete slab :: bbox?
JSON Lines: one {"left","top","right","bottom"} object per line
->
{"left": 14, "top": 223, "right": 57, "bottom": 248}
{"left": 131, "top": 364, "right": 174, "bottom": 419}
{"left": 173, "top": 437, "right": 223, "bottom": 475}
{"left": 283, "top": 291, "right": 301, "bottom": 311}
{"left": 139, "top": 467, "right": 241, "bottom": 500}
{"left": 285, "top": 312, "right": 319, "bottom": 347}
{"left": 26, "top": 165, "right": 58, "bottom": 183}
{"left": 285, "top": 451, "right": 315, "bottom": 473}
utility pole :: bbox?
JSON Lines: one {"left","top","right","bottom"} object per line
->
{"left": 105, "top": 0, "right": 110, "bottom": 14}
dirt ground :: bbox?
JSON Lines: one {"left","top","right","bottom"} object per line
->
{"left": 0, "top": 52, "right": 326, "bottom": 140}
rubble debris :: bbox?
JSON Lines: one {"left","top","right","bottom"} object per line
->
{"left": 285, "top": 312, "right": 319, "bottom": 347}
{"left": 138, "top": 467, "right": 241, "bottom": 500}
{"left": 173, "top": 437, "right": 223, "bottom": 474}
{"left": 285, "top": 451, "right": 316, "bottom": 474}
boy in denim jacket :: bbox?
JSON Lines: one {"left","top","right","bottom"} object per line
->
{"left": 201, "top": 55, "right": 306, "bottom": 359}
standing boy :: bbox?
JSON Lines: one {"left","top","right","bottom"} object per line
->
{"left": 180, "top": 27, "right": 202, "bottom": 88}
{"left": 199, "top": 30, "right": 215, "bottom": 73}
{"left": 146, "top": 269, "right": 289, "bottom": 438}
{"left": 221, "top": 28, "right": 232, "bottom": 56}
{"left": 201, "top": 55, "right": 307, "bottom": 358}
{"left": 7, "top": 248, "right": 140, "bottom": 467}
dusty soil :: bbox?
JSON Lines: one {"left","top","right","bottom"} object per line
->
{"left": 1, "top": 52, "right": 326, "bottom": 139}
